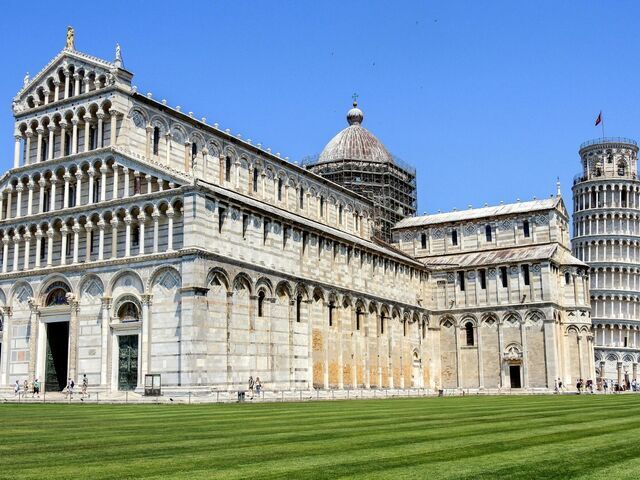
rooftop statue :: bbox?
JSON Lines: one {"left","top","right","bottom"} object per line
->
{"left": 66, "top": 26, "right": 75, "bottom": 50}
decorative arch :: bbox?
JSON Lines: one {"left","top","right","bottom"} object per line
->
{"left": 149, "top": 266, "right": 182, "bottom": 293}
{"left": 255, "top": 277, "right": 274, "bottom": 297}
{"left": 207, "top": 267, "right": 230, "bottom": 291}
{"left": 10, "top": 281, "right": 33, "bottom": 306}
{"left": 232, "top": 272, "right": 253, "bottom": 294}
{"left": 109, "top": 269, "right": 145, "bottom": 296}
{"left": 113, "top": 294, "right": 142, "bottom": 322}
{"left": 77, "top": 274, "right": 104, "bottom": 304}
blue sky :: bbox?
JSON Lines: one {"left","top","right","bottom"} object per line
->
{"left": 1, "top": 1, "right": 639, "bottom": 216}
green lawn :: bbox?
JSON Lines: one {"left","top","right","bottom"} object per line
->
{"left": 1, "top": 395, "right": 639, "bottom": 479}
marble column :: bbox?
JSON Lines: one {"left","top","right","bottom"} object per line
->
{"left": 110, "top": 218, "right": 119, "bottom": 259}
{"left": 85, "top": 221, "right": 93, "bottom": 262}
{"left": 87, "top": 169, "right": 95, "bottom": 204}
{"left": 47, "top": 126, "right": 55, "bottom": 161}
{"left": 124, "top": 214, "right": 132, "bottom": 257}
{"left": 35, "top": 128, "right": 44, "bottom": 163}
{"left": 63, "top": 171, "right": 71, "bottom": 208}
{"left": 167, "top": 208, "right": 174, "bottom": 251}
{"left": 24, "top": 130, "right": 32, "bottom": 165}
{"left": 141, "top": 294, "right": 152, "bottom": 383}
{"left": 15, "top": 184, "right": 23, "bottom": 218}
{"left": 49, "top": 178, "right": 57, "bottom": 212}
{"left": 36, "top": 179, "right": 45, "bottom": 214}
{"left": 46, "top": 229, "right": 54, "bottom": 267}
{"left": 137, "top": 212, "right": 146, "bottom": 255}
{"left": 152, "top": 209, "right": 160, "bottom": 253}
{"left": 60, "top": 225, "right": 68, "bottom": 265}
{"left": 123, "top": 168, "right": 130, "bottom": 198}
{"left": 71, "top": 118, "right": 79, "bottom": 155}
{"left": 100, "top": 165, "right": 107, "bottom": 202}
{"left": 96, "top": 112, "right": 104, "bottom": 148}
{"left": 112, "top": 164, "right": 119, "bottom": 200}
{"left": 100, "top": 297, "right": 111, "bottom": 388}
{"left": 12, "top": 233, "right": 20, "bottom": 272}
{"left": 83, "top": 116, "right": 91, "bottom": 153}
{"left": 1, "top": 237, "right": 8, "bottom": 273}
{"left": 13, "top": 135, "right": 21, "bottom": 169}
{"left": 75, "top": 171, "right": 83, "bottom": 206}
{"left": 97, "top": 217, "right": 105, "bottom": 261}
{"left": 22, "top": 231, "right": 31, "bottom": 270}
{"left": 72, "top": 221, "right": 80, "bottom": 264}
{"left": 27, "top": 180, "right": 34, "bottom": 216}
{"left": 59, "top": 122, "right": 67, "bottom": 157}
{"left": 34, "top": 229, "right": 42, "bottom": 268}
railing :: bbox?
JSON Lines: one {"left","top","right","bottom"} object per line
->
{"left": 580, "top": 137, "right": 638, "bottom": 150}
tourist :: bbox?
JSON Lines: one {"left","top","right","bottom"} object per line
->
{"left": 23, "top": 379, "right": 29, "bottom": 397}
{"left": 81, "top": 374, "right": 88, "bottom": 398}
{"left": 256, "top": 377, "right": 262, "bottom": 396}
{"left": 14, "top": 380, "right": 20, "bottom": 396}
{"left": 33, "top": 378, "right": 40, "bottom": 398}
{"left": 554, "top": 378, "right": 559, "bottom": 394}
{"left": 603, "top": 380, "right": 608, "bottom": 393}
{"left": 558, "top": 378, "right": 564, "bottom": 392}
{"left": 248, "top": 376, "right": 255, "bottom": 399}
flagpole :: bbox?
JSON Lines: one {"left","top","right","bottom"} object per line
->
{"left": 602, "top": 115, "right": 605, "bottom": 139}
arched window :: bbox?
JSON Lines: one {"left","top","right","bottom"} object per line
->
{"left": 380, "top": 314, "right": 385, "bottom": 334}
{"left": 338, "top": 205, "right": 343, "bottom": 224}
{"left": 465, "top": 322, "right": 474, "bottom": 346}
{"left": 69, "top": 186, "right": 76, "bottom": 207}
{"left": 117, "top": 301, "right": 140, "bottom": 322}
{"left": 43, "top": 190, "right": 50, "bottom": 213}
{"left": 64, "top": 133, "right": 71, "bottom": 156}
{"left": 565, "top": 272, "right": 571, "bottom": 285}
{"left": 356, "top": 307, "right": 363, "bottom": 331}
{"left": 299, "top": 188, "right": 304, "bottom": 209}
{"left": 523, "top": 220, "right": 530, "bottom": 238}
{"left": 225, "top": 156, "right": 232, "bottom": 182}
{"left": 44, "top": 282, "right": 71, "bottom": 306}
{"left": 93, "top": 179, "right": 101, "bottom": 203}
{"left": 191, "top": 142, "right": 198, "bottom": 158}
{"left": 319, "top": 197, "right": 325, "bottom": 217}
{"left": 42, "top": 139, "right": 48, "bottom": 162}
{"left": 277, "top": 178, "right": 283, "bottom": 201}
{"left": 252, "top": 168, "right": 258, "bottom": 192}
{"left": 296, "top": 294, "right": 302, "bottom": 323}
{"left": 152, "top": 127, "right": 160, "bottom": 155}
{"left": 257, "top": 290, "right": 265, "bottom": 317}
{"left": 132, "top": 225, "right": 140, "bottom": 246}
{"left": 89, "top": 125, "right": 97, "bottom": 150}
{"left": 421, "top": 233, "right": 427, "bottom": 249}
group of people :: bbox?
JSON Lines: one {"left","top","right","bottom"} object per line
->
{"left": 13, "top": 374, "right": 89, "bottom": 398}
{"left": 248, "top": 376, "right": 263, "bottom": 399}
{"left": 13, "top": 378, "right": 41, "bottom": 397}
{"left": 602, "top": 378, "right": 638, "bottom": 393}
{"left": 554, "top": 378, "right": 595, "bottom": 394}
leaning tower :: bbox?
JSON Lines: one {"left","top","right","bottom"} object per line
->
{"left": 572, "top": 137, "right": 640, "bottom": 389}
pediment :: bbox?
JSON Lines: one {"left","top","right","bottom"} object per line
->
{"left": 13, "top": 48, "right": 131, "bottom": 115}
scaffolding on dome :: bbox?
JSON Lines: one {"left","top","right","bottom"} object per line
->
{"left": 303, "top": 154, "right": 417, "bottom": 243}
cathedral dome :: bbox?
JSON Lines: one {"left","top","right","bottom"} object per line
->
{"left": 318, "top": 102, "right": 393, "bottom": 165}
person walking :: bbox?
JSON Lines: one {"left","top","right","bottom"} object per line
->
{"left": 255, "top": 377, "right": 262, "bottom": 396}
{"left": 604, "top": 380, "right": 608, "bottom": 394}
{"left": 23, "top": 379, "right": 29, "bottom": 397}
{"left": 14, "top": 380, "right": 20, "bottom": 397}
{"left": 81, "top": 374, "right": 88, "bottom": 398}
{"left": 248, "top": 376, "right": 255, "bottom": 399}
{"left": 33, "top": 378, "right": 40, "bottom": 398}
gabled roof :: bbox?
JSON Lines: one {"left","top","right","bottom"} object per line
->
{"left": 15, "top": 48, "right": 119, "bottom": 100}
{"left": 394, "top": 197, "right": 565, "bottom": 229}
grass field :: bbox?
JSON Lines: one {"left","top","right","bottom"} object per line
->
{"left": 1, "top": 395, "right": 640, "bottom": 479}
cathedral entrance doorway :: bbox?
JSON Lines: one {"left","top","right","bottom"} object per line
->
{"left": 44, "top": 321, "right": 69, "bottom": 392}
{"left": 509, "top": 365, "right": 522, "bottom": 389}
{"left": 118, "top": 335, "right": 139, "bottom": 391}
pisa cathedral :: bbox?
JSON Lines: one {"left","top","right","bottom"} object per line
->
{"left": 0, "top": 33, "right": 595, "bottom": 396}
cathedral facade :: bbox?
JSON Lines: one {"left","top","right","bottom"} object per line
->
{"left": 0, "top": 36, "right": 593, "bottom": 395}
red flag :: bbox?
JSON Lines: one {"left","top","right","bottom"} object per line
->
{"left": 595, "top": 111, "right": 602, "bottom": 126}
